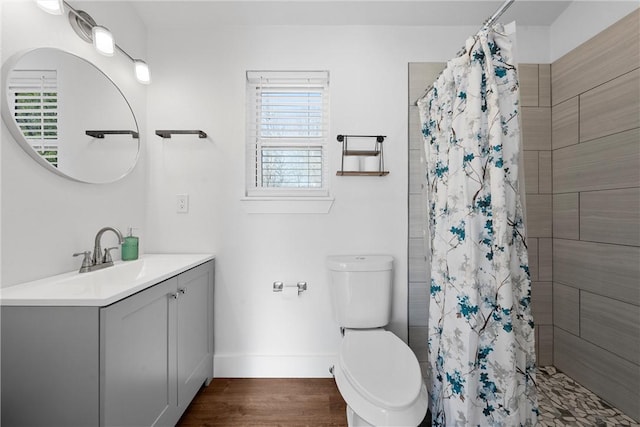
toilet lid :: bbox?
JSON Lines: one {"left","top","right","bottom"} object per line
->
{"left": 339, "top": 330, "right": 422, "bottom": 410}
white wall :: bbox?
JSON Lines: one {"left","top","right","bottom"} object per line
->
{"left": 550, "top": 1, "right": 639, "bottom": 62}
{"left": 0, "top": 1, "right": 148, "bottom": 287}
{"left": 145, "top": 23, "right": 550, "bottom": 377}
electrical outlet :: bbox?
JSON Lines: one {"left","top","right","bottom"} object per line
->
{"left": 176, "top": 194, "right": 189, "bottom": 213}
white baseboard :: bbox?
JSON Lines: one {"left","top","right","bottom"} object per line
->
{"left": 213, "top": 353, "right": 337, "bottom": 378}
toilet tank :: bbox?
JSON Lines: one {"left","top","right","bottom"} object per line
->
{"left": 326, "top": 255, "right": 393, "bottom": 328}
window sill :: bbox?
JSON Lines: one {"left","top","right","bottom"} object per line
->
{"left": 240, "top": 196, "right": 334, "bottom": 214}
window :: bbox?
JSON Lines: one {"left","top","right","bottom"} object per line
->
{"left": 9, "top": 70, "right": 59, "bottom": 167}
{"left": 246, "top": 71, "right": 329, "bottom": 197}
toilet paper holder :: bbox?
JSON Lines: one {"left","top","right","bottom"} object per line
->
{"left": 273, "top": 281, "right": 307, "bottom": 295}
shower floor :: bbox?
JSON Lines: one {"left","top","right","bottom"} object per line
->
{"left": 537, "top": 366, "right": 638, "bottom": 427}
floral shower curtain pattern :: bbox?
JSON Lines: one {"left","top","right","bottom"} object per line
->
{"left": 417, "top": 25, "right": 537, "bottom": 426}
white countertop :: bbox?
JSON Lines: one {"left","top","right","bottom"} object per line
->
{"left": 0, "top": 253, "right": 214, "bottom": 307}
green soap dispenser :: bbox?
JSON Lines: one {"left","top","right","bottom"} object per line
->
{"left": 121, "top": 227, "right": 139, "bottom": 261}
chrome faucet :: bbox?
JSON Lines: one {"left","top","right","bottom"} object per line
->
{"left": 93, "top": 227, "right": 124, "bottom": 266}
{"left": 73, "top": 226, "right": 124, "bottom": 273}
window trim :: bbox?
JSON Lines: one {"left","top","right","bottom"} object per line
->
{"left": 240, "top": 196, "right": 335, "bottom": 214}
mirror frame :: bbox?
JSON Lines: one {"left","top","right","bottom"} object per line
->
{"left": 1, "top": 48, "right": 140, "bottom": 184}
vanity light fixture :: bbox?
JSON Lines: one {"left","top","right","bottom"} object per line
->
{"left": 134, "top": 60, "right": 151, "bottom": 84}
{"left": 92, "top": 25, "right": 114, "bottom": 57}
{"left": 36, "top": 0, "right": 63, "bottom": 15}
{"left": 33, "top": 0, "right": 151, "bottom": 84}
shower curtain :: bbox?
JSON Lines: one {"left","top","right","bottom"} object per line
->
{"left": 417, "top": 25, "right": 537, "bottom": 426}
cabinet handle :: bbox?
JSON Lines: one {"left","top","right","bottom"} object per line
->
{"left": 170, "top": 292, "right": 179, "bottom": 299}
{"left": 178, "top": 288, "right": 186, "bottom": 295}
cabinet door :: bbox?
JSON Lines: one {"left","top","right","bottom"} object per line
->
{"left": 177, "top": 261, "right": 214, "bottom": 412}
{"left": 1, "top": 307, "right": 100, "bottom": 426}
{"left": 101, "top": 277, "right": 178, "bottom": 427}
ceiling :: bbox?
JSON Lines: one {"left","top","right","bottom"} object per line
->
{"left": 129, "top": 1, "right": 574, "bottom": 29}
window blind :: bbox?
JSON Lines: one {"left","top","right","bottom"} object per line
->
{"left": 246, "top": 71, "right": 329, "bottom": 196}
{"left": 9, "top": 70, "right": 59, "bottom": 167}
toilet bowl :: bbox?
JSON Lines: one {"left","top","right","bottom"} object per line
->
{"left": 326, "top": 255, "right": 428, "bottom": 427}
{"left": 334, "top": 329, "right": 428, "bottom": 426}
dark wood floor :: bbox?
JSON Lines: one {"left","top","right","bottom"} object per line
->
{"left": 177, "top": 378, "right": 348, "bottom": 427}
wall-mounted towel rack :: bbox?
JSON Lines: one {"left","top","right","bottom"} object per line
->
{"left": 155, "top": 130, "right": 207, "bottom": 139}
{"left": 86, "top": 130, "right": 139, "bottom": 139}
{"left": 336, "top": 134, "right": 389, "bottom": 176}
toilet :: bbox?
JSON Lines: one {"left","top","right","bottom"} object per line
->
{"left": 326, "top": 255, "right": 428, "bottom": 427}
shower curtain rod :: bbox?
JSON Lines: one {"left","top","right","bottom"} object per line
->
{"left": 481, "top": 0, "right": 516, "bottom": 30}
{"left": 413, "top": 0, "right": 516, "bottom": 106}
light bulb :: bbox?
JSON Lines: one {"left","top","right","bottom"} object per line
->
{"left": 134, "top": 60, "right": 151, "bottom": 84}
{"left": 92, "top": 25, "right": 114, "bottom": 56}
{"left": 36, "top": 0, "right": 63, "bottom": 15}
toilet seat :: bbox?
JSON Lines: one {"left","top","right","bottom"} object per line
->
{"left": 334, "top": 329, "right": 428, "bottom": 426}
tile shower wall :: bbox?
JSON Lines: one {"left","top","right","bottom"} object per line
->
{"left": 407, "top": 61, "right": 553, "bottom": 380}
{"left": 551, "top": 9, "right": 639, "bottom": 421}
{"left": 408, "top": 62, "right": 444, "bottom": 379}
{"left": 519, "top": 63, "right": 554, "bottom": 367}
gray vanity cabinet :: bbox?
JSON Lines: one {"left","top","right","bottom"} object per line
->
{"left": 1, "top": 306, "right": 101, "bottom": 426}
{"left": 176, "top": 263, "right": 215, "bottom": 413}
{"left": 101, "top": 276, "right": 178, "bottom": 426}
{"left": 1, "top": 260, "right": 214, "bottom": 427}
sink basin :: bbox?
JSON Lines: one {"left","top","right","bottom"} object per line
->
{"left": 0, "top": 254, "right": 214, "bottom": 306}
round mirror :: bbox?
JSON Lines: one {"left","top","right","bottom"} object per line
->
{"left": 1, "top": 48, "right": 139, "bottom": 184}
